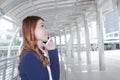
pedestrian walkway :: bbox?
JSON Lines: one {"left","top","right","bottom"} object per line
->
{"left": 60, "top": 50, "right": 120, "bottom": 80}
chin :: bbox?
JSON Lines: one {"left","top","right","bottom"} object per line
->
{"left": 42, "top": 37, "right": 48, "bottom": 42}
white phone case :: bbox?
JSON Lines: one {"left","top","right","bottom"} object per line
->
{"left": 46, "top": 37, "right": 51, "bottom": 45}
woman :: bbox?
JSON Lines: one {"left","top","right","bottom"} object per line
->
{"left": 19, "top": 16, "right": 60, "bottom": 80}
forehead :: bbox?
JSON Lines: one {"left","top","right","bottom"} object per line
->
{"left": 37, "top": 19, "right": 45, "bottom": 24}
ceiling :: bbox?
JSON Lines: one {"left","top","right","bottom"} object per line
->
{"left": 0, "top": 0, "right": 113, "bottom": 35}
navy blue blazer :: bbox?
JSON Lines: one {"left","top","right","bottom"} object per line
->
{"left": 19, "top": 48, "right": 60, "bottom": 80}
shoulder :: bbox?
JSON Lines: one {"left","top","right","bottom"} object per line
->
{"left": 19, "top": 49, "right": 44, "bottom": 79}
{"left": 23, "top": 50, "right": 37, "bottom": 58}
{"left": 20, "top": 49, "right": 39, "bottom": 65}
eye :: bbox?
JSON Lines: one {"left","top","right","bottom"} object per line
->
{"left": 41, "top": 24, "right": 44, "bottom": 27}
{"left": 41, "top": 24, "right": 45, "bottom": 27}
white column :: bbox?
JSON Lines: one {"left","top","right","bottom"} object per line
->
{"left": 117, "top": 0, "right": 120, "bottom": 15}
{"left": 96, "top": 4, "right": 105, "bottom": 71}
{"left": 112, "top": 0, "right": 117, "bottom": 8}
{"left": 70, "top": 27, "right": 74, "bottom": 58}
{"left": 116, "top": 0, "right": 120, "bottom": 49}
{"left": 84, "top": 15, "right": 91, "bottom": 64}
{"left": 64, "top": 28, "right": 67, "bottom": 56}
{"left": 54, "top": 33, "right": 57, "bottom": 46}
{"left": 59, "top": 30, "right": 62, "bottom": 56}
{"left": 75, "top": 22, "right": 81, "bottom": 60}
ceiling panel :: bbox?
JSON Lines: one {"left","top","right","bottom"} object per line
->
{"left": 0, "top": 0, "right": 114, "bottom": 35}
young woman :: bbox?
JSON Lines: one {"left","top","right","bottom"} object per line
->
{"left": 19, "top": 16, "right": 60, "bottom": 80}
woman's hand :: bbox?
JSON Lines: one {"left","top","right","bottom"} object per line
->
{"left": 39, "top": 38, "right": 56, "bottom": 50}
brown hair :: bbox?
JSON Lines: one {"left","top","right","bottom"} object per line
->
{"left": 19, "top": 16, "right": 49, "bottom": 66}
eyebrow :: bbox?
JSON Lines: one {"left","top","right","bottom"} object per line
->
{"left": 40, "top": 23, "right": 45, "bottom": 25}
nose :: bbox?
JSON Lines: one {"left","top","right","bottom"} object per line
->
{"left": 45, "top": 28, "right": 48, "bottom": 34}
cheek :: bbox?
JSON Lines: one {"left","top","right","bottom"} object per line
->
{"left": 35, "top": 29, "right": 42, "bottom": 40}
{"left": 35, "top": 29, "right": 46, "bottom": 41}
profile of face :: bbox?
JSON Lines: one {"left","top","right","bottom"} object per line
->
{"left": 35, "top": 19, "right": 48, "bottom": 42}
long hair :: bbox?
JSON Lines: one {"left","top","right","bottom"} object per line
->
{"left": 19, "top": 16, "right": 49, "bottom": 66}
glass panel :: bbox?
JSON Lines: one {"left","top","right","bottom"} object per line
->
{"left": 0, "top": 17, "right": 15, "bottom": 47}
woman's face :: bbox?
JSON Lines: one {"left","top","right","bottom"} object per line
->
{"left": 35, "top": 19, "right": 48, "bottom": 42}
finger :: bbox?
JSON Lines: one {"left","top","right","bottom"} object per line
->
{"left": 49, "top": 38, "right": 54, "bottom": 43}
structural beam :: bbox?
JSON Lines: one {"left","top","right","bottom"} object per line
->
{"left": 116, "top": 0, "right": 120, "bottom": 49}
{"left": 84, "top": 15, "right": 91, "bottom": 64}
{"left": 53, "top": 32, "right": 56, "bottom": 46}
{"left": 75, "top": 22, "right": 81, "bottom": 60}
{"left": 64, "top": 28, "right": 67, "bottom": 56}
{"left": 96, "top": 3, "right": 105, "bottom": 71}
{"left": 59, "top": 30, "right": 62, "bottom": 56}
{"left": 117, "top": 0, "right": 120, "bottom": 15}
{"left": 70, "top": 27, "right": 74, "bottom": 58}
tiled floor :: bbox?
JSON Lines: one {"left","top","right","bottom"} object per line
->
{"left": 60, "top": 50, "right": 120, "bottom": 80}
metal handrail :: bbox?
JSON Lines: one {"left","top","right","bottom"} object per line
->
{"left": 0, "top": 55, "right": 19, "bottom": 80}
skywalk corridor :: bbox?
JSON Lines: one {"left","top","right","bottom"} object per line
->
{"left": 0, "top": 0, "right": 120, "bottom": 80}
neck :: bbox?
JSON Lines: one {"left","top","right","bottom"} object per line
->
{"left": 37, "top": 40, "right": 43, "bottom": 49}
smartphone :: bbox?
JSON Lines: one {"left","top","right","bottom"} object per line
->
{"left": 46, "top": 37, "right": 51, "bottom": 45}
